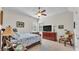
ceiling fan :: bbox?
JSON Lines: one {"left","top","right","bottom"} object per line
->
{"left": 36, "top": 7, "right": 47, "bottom": 17}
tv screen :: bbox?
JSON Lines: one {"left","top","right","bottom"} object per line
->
{"left": 43, "top": 25, "right": 52, "bottom": 31}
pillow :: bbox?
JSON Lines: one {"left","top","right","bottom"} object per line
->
{"left": 12, "top": 33, "right": 20, "bottom": 40}
{"left": 15, "top": 32, "right": 20, "bottom": 37}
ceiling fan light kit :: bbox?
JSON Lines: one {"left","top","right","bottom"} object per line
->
{"left": 36, "top": 7, "right": 47, "bottom": 17}
{"left": 37, "top": 13, "right": 41, "bottom": 17}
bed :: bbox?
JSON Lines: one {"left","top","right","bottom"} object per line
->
{"left": 11, "top": 32, "right": 41, "bottom": 49}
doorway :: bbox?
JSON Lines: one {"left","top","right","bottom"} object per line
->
{"left": 0, "top": 10, "right": 3, "bottom": 50}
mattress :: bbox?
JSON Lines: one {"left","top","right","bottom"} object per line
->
{"left": 11, "top": 32, "right": 41, "bottom": 47}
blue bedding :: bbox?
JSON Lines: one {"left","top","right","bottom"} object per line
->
{"left": 11, "top": 32, "right": 41, "bottom": 47}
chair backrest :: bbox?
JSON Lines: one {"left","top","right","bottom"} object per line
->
{"left": 67, "top": 32, "right": 74, "bottom": 41}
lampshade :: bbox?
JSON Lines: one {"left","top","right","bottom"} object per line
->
{"left": 37, "top": 13, "right": 41, "bottom": 17}
{"left": 2, "top": 26, "right": 14, "bottom": 36}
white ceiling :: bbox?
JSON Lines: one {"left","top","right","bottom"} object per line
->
{"left": 3, "top": 7, "right": 70, "bottom": 19}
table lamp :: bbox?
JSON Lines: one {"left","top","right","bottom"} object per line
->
{"left": 2, "top": 26, "right": 14, "bottom": 42}
{"left": 1, "top": 26, "right": 15, "bottom": 51}
{"left": 2, "top": 26, "right": 14, "bottom": 36}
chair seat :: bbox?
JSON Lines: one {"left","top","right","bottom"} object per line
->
{"left": 59, "top": 36, "right": 72, "bottom": 46}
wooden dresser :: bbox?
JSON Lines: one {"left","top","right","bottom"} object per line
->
{"left": 42, "top": 32, "right": 57, "bottom": 41}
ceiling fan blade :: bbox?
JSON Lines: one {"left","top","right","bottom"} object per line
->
{"left": 41, "top": 14, "right": 47, "bottom": 16}
{"left": 41, "top": 10, "right": 46, "bottom": 13}
{"left": 36, "top": 7, "right": 47, "bottom": 17}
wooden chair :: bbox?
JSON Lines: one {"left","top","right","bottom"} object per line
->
{"left": 59, "top": 32, "right": 73, "bottom": 46}
{"left": 59, "top": 36, "right": 65, "bottom": 43}
{"left": 64, "top": 34, "right": 73, "bottom": 46}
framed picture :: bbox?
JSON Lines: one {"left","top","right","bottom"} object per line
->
{"left": 58, "top": 25, "right": 64, "bottom": 29}
{"left": 16, "top": 21, "right": 24, "bottom": 28}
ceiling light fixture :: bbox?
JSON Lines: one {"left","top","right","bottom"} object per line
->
{"left": 36, "top": 7, "right": 47, "bottom": 17}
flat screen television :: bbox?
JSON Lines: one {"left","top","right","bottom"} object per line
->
{"left": 43, "top": 25, "right": 52, "bottom": 31}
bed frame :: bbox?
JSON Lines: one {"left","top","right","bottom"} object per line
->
{"left": 26, "top": 41, "right": 41, "bottom": 49}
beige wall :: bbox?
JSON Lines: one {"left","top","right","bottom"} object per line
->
{"left": 3, "top": 8, "right": 37, "bottom": 33}
{"left": 39, "top": 11, "right": 74, "bottom": 40}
